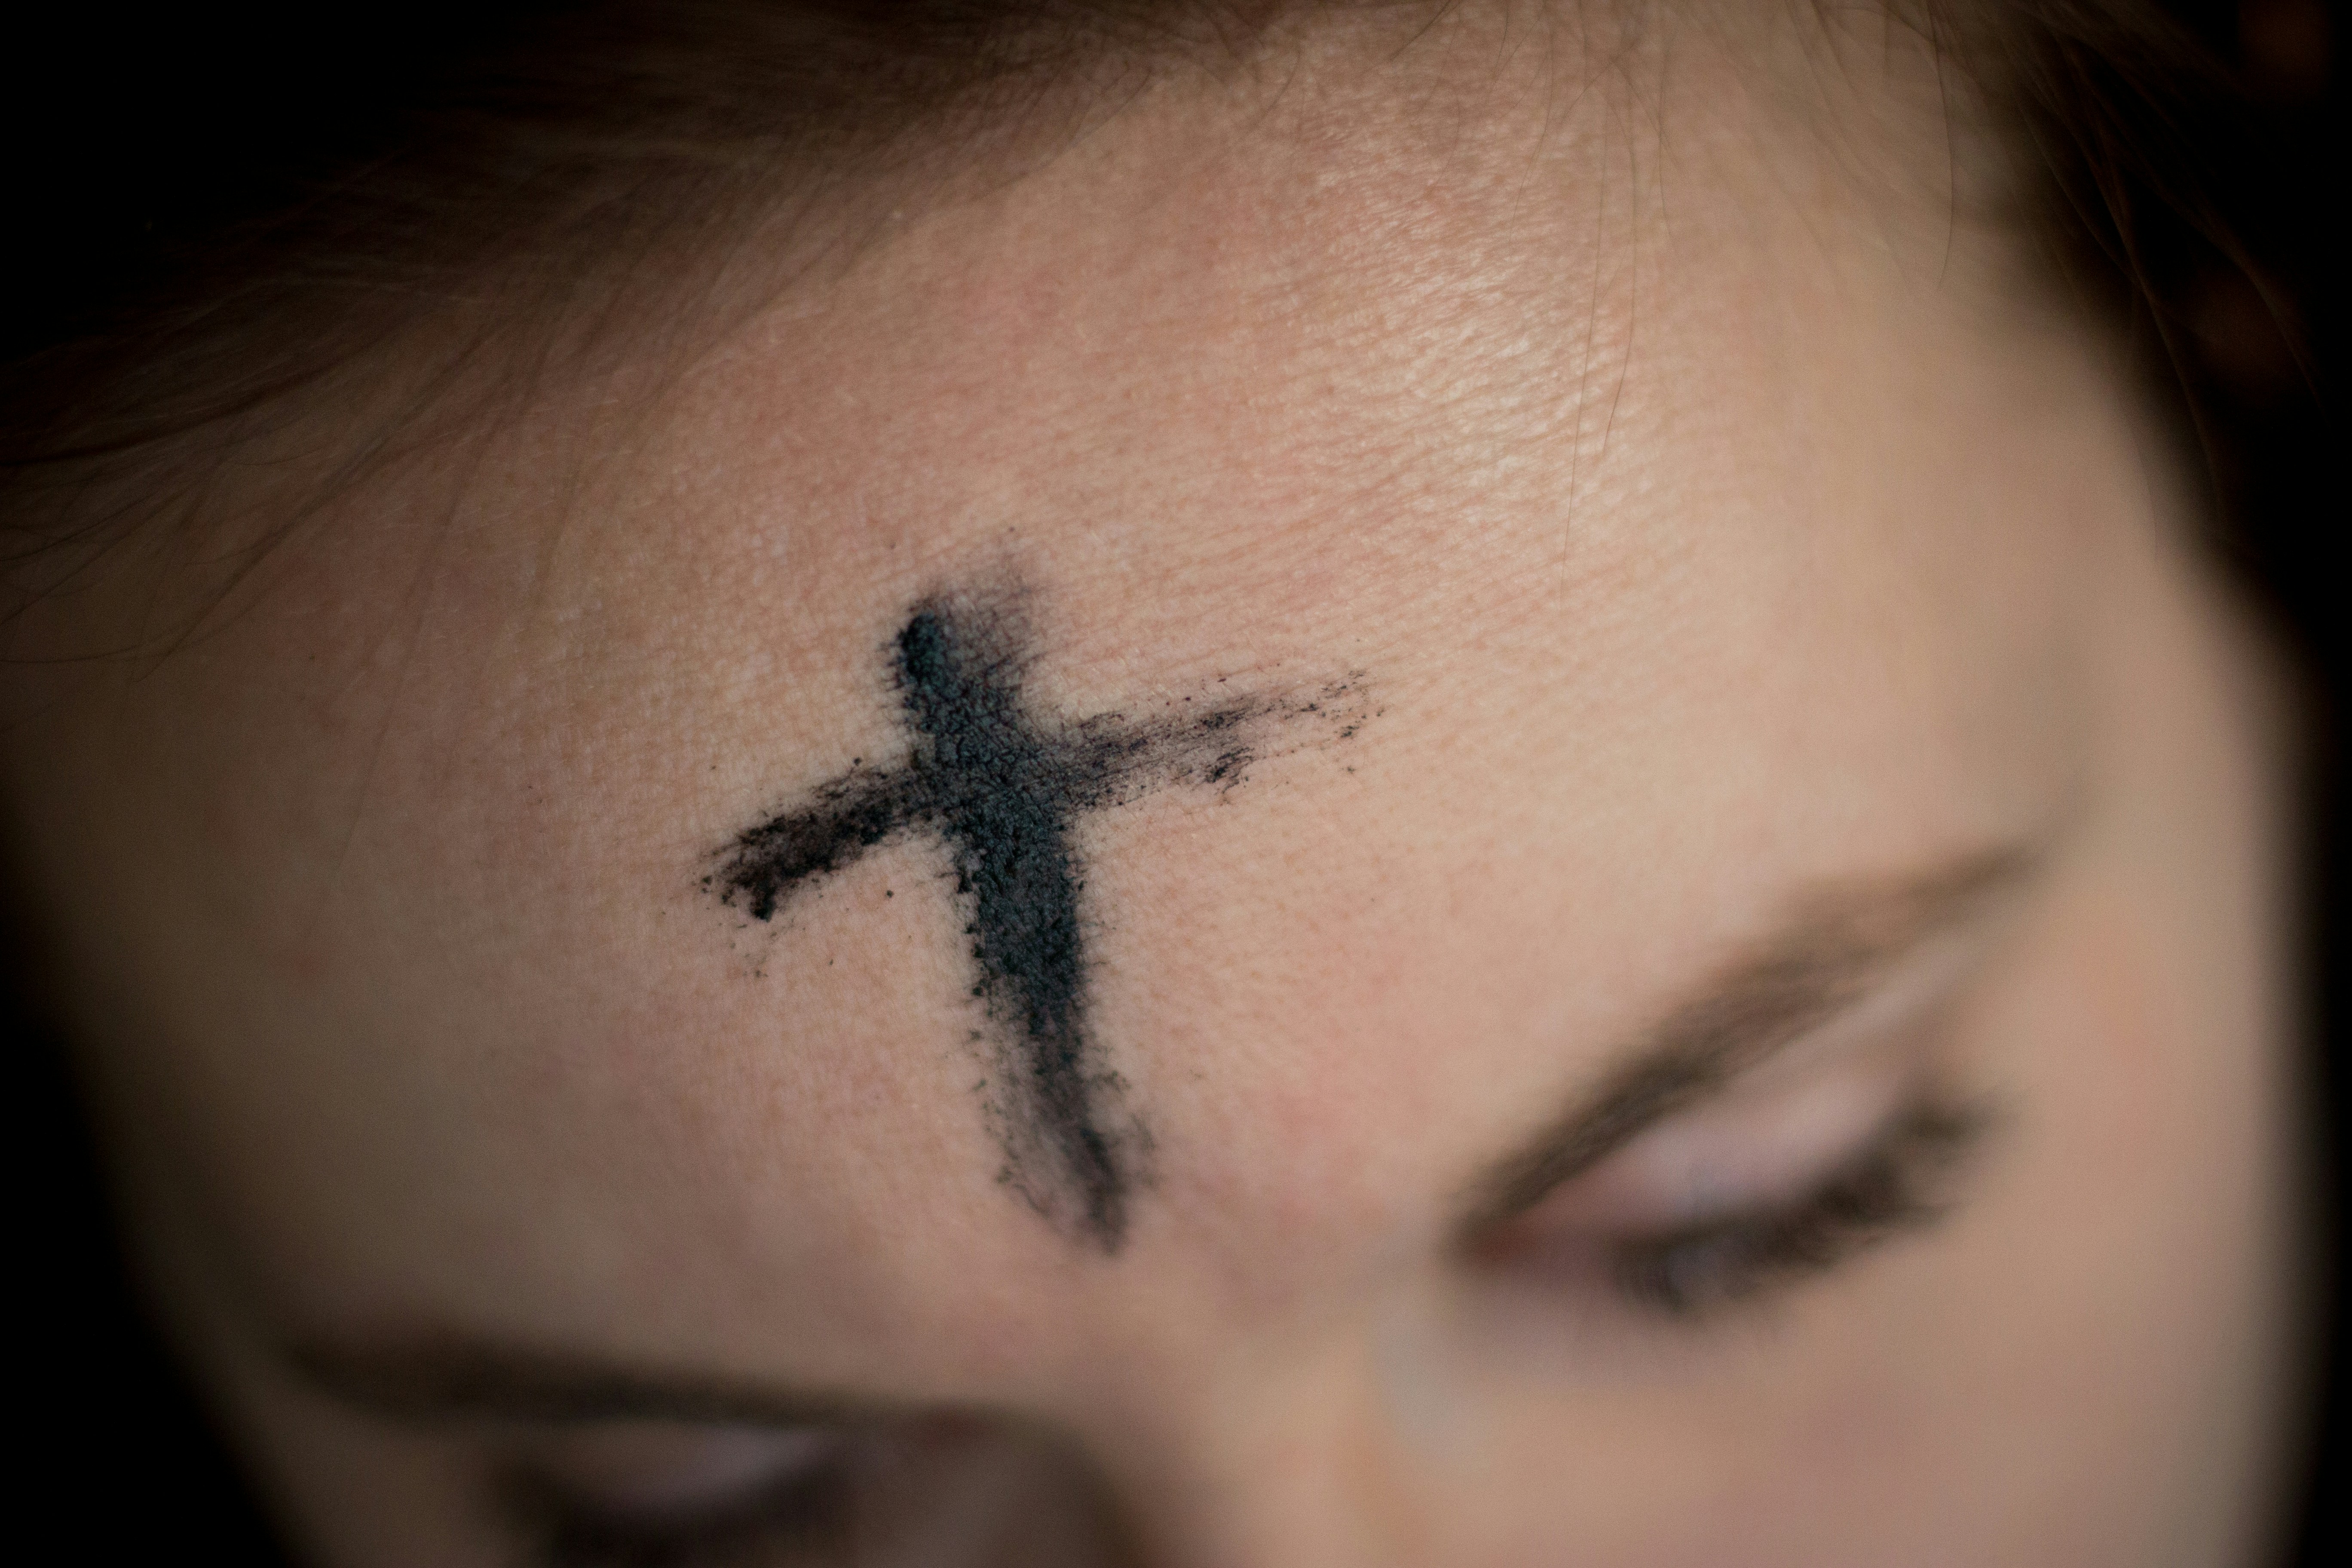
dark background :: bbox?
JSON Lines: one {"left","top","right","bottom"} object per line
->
{"left": 5, "top": 1, "right": 2342, "bottom": 1559}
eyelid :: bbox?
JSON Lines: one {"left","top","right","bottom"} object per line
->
{"left": 1611, "top": 1096, "right": 1997, "bottom": 1317}
{"left": 518, "top": 1416, "right": 1133, "bottom": 1567}
{"left": 517, "top": 1423, "right": 844, "bottom": 1524}
{"left": 1535, "top": 1060, "right": 1917, "bottom": 1234}
{"left": 1556, "top": 918, "right": 1997, "bottom": 1230}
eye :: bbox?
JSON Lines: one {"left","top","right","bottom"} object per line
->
{"left": 514, "top": 1415, "right": 1130, "bottom": 1568}
{"left": 1608, "top": 1098, "right": 1995, "bottom": 1318}
{"left": 514, "top": 1424, "right": 855, "bottom": 1566}
{"left": 1473, "top": 1054, "right": 2003, "bottom": 1324}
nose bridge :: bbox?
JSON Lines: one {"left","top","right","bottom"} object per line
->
{"left": 1064, "top": 1078, "right": 1467, "bottom": 1568}
{"left": 1100, "top": 1321, "right": 1436, "bottom": 1568}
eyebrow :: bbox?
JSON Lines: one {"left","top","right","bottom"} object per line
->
{"left": 285, "top": 844, "right": 2041, "bottom": 1430}
{"left": 1456, "top": 842, "right": 2040, "bottom": 1232}
{"left": 285, "top": 1335, "right": 901, "bottom": 1429}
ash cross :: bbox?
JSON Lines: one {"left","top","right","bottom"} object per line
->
{"left": 708, "top": 592, "right": 1366, "bottom": 1252}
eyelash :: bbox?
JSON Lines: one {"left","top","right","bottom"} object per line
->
{"left": 524, "top": 1102, "right": 1997, "bottom": 1562}
{"left": 1608, "top": 1098, "right": 1997, "bottom": 1321}
{"left": 526, "top": 1455, "right": 853, "bottom": 1568}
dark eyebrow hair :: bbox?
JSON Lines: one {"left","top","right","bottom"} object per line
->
{"left": 1457, "top": 842, "right": 2042, "bottom": 1233}
{"left": 286, "top": 845, "right": 2041, "bottom": 1429}
{"left": 285, "top": 1334, "right": 904, "bottom": 1429}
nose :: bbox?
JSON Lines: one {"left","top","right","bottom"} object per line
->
{"left": 1087, "top": 1330, "right": 1451, "bottom": 1568}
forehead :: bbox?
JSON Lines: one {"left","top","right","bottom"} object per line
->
{"left": 12, "top": 12, "right": 2107, "bottom": 1373}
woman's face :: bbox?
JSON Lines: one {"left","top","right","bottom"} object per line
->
{"left": 0, "top": 8, "right": 2310, "bottom": 1565}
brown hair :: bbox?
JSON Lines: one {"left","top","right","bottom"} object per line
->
{"left": 0, "top": 2, "right": 2328, "bottom": 573}
{"left": 0, "top": 4, "right": 1302, "bottom": 615}
{"left": 0, "top": 2, "right": 2337, "bottom": 1558}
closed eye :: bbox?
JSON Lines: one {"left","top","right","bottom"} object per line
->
{"left": 512, "top": 1427, "right": 858, "bottom": 1568}
{"left": 1605, "top": 1096, "right": 1998, "bottom": 1319}
{"left": 510, "top": 1415, "right": 1130, "bottom": 1568}
{"left": 1467, "top": 1078, "right": 2005, "bottom": 1328}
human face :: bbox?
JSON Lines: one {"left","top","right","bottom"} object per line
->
{"left": 0, "top": 6, "right": 2309, "bottom": 1565}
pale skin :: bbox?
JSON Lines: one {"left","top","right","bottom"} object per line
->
{"left": 0, "top": 5, "right": 2312, "bottom": 1565}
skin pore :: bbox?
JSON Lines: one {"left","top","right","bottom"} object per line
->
{"left": 0, "top": 3, "right": 2311, "bottom": 1566}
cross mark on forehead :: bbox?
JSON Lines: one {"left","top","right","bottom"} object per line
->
{"left": 707, "top": 587, "right": 1370, "bottom": 1252}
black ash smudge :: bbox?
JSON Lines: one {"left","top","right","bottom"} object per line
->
{"left": 707, "top": 589, "right": 1370, "bottom": 1252}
